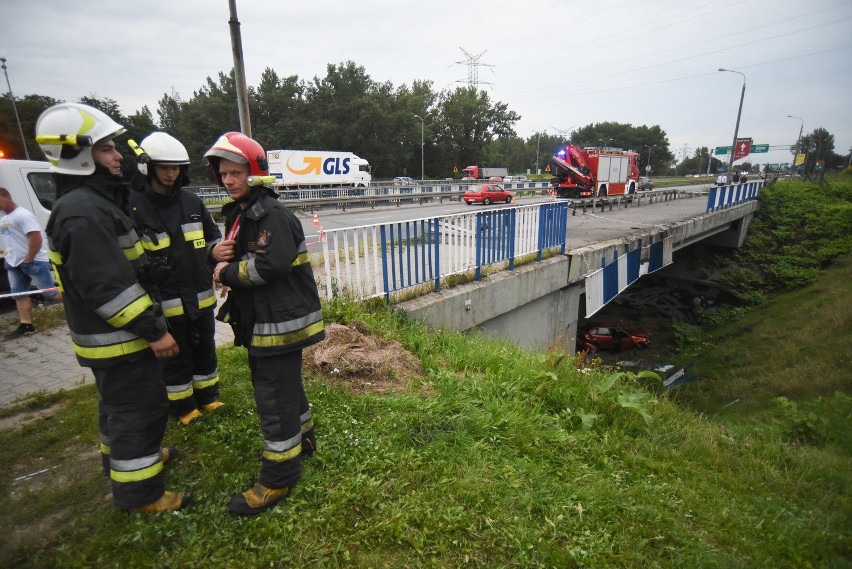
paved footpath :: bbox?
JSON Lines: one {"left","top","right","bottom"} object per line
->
{"left": 0, "top": 299, "right": 235, "bottom": 409}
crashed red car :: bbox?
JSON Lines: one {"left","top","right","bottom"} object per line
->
{"left": 580, "top": 326, "right": 650, "bottom": 352}
{"left": 464, "top": 183, "right": 513, "bottom": 205}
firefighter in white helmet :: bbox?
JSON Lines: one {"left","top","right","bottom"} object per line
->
{"left": 128, "top": 132, "right": 224, "bottom": 426}
{"left": 206, "top": 132, "right": 324, "bottom": 515}
{"left": 38, "top": 102, "right": 191, "bottom": 514}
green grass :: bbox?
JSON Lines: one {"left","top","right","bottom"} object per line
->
{"left": 672, "top": 253, "right": 852, "bottom": 418}
{"left": 0, "top": 302, "right": 66, "bottom": 334}
{"left": 1, "top": 265, "right": 850, "bottom": 568}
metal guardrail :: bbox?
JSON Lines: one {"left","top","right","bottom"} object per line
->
{"left": 564, "top": 188, "right": 692, "bottom": 214}
{"left": 188, "top": 181, "right": 553, "bottom": 213}
{"left": 320, "top": 201, "right": 569, "bottom": 302}
{"left": 706, "top": 181, "right": 763, "bottom": 212}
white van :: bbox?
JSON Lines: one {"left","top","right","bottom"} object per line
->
{"left": 0, "top": 159, "right": 56, "bottom": 293}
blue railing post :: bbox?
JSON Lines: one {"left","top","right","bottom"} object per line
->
{"left": 433, "top": 218, "right": 441, "bottom": 293}
{"left": 508, "top": 209, "right": 516, "bottom": 271}
{"left": 380, "top": 225, "right": 390, "bottom": 303}
{"left": 475, "top": 212, "right": 483, "bottom": 281}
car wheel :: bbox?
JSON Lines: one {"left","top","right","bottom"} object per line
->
{"left": 505, "top": 195, "right": 512, "bottom": 203}
{"left": 598, "top": 186, "right": 607, "bottom": 197}
{"left": 628, "top": 183, "right": 636, "bottom": 195}
{"left": 484, "top": 198, "right": 491, "bottom": 205}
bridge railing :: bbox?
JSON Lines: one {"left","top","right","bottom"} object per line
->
{"left": 188, "top": 181, "right": 553, "bottom": 210}
{"left": 706, "top": 181, "right": 763, "bottom": 212}
{"left": 320, "top": 202, "right": 569, "bottom": 302}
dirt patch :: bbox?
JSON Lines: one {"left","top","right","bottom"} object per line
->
{"left": 305, "top": 321, "right": 425, "bottom": 394}
{"left": 3, "top": 445, "right": 103, "bottom": 554}
{"left": 0, "top": 401, "right": 66, "bottom": 431}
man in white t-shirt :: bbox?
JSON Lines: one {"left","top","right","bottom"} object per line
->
{"left": 0, "top": 187, "right": 61, "bottom": 338}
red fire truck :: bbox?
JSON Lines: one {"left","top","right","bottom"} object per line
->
{"left": 551, "top": 145, "right": 640, "bottom": 198}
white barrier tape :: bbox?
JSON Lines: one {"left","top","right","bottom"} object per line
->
{"left": 0, "top": 287, "right": 59, "bottom": 301}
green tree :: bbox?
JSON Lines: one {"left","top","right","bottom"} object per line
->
{"left": 0, "top": 93, "right": 61, "bottom": 160}
{"left": 249, "top": 67, "right": 307, "bottom": 151}
{"left": 798, "top": 128, "right": 840, "bottom": 174}
{"left": 433, "top": 87, "right": 520, "bottom": 176}
{"left": 170, "top": 72, "right": 240, "bottom": 182}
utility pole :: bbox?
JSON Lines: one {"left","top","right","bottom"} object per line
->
{"left": 788, "top": 115, "right": 804, "bottom": 175}
{"left": 719, "top": 68, "right": 746, "bottom": 173}
{"left": 228, "top": 0, "right": 252, "bottom": 137}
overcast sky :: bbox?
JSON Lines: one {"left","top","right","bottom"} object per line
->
{"left": 2, "top": 0, "right": 851, "bottom": 169}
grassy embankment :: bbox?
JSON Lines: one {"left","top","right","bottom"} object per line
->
{"left": 0, "top": 180, "right": 849, "bottom": 568}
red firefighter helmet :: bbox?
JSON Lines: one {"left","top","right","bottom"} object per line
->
{"left": 203, "top": 132, "right": 268, "bottom": 185}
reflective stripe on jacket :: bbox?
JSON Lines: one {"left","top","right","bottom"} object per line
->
{"left": 218, "top": 188, "right": 324, "bottom": 356}
{"left": 46, "top": 181, "right": 167, "bottom": 368}
{"left": 128, "top": 186, "right": 222, "bottom": 321}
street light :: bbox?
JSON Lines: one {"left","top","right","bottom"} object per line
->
{"left": 644, "top": 144, "right": 655, "bottom": 174}
{"left": 788, "top": 114, "right": 804, "bottom": 174}
{"left": 535, "top": 129, "right": 547, "bottom": 175}
{"left": 1, "top": 57, "right": 30, "bottom": 160}
{"left": 413, "top": 114, "right": 424, "bottom": 180}
{"left": 718, "top": 68, "right": 746, "bottom": 173}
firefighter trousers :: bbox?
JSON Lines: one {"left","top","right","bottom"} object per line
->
{"left": 94, "top": 353, "right": 169, "bottom": 510}
{"left": 163, "top": 310, "right": 219, "bottom": 416}
{"left": 248, "top": 350, "right": 314, "bottom": 489}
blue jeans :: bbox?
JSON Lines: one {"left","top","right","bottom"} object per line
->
{"left": 5, "top": 260, "right": 59, "bottom": 299}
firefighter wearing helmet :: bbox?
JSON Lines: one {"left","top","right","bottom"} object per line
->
{"left": 127, "top": 132, "right": 224, "bottom": 426}
{"left": 206, "top": 132, "right": 325, "bottom": 515}
{"left": 38, "top": 103, "right": 191, "bottom": 513}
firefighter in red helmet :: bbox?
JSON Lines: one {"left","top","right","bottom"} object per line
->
{"left": 206, "top": 132, "right": 325, "bottom": 515}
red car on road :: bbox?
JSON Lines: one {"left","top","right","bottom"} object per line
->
{"left": 464, "top": 184, "right": 513, "bottom": 205}
{"left": 580, "top": 326, "right": 650, "bottom": 352}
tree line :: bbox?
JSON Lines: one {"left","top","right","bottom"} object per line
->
{"left": 1, "top": 61, "right": 845, "bottom": 182}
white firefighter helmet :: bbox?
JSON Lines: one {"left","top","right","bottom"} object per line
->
{"left": 35, "top": 102, "right": 126, "bottom": 175}
{"left": 137, "top": 132, "right": 190, "bottom": 176}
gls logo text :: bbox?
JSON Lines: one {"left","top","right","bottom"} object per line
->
{"left": 286, "top": 155, "right": 350, "bottom": 176}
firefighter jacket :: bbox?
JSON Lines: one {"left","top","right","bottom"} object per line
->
{"left": 128, "top": 185, "right": 222, "bottom": 321}
{"left": 216, "top": 187, "right": 324, "bottom": 356}
{"left": 46, "top": 174, "right": 168, "bottom": 368}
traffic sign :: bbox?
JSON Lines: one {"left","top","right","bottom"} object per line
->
{"left": 751, "top": 144, "right": 769, "bottom": 153}
{"left": 714, "top": 146, "right": 731, "bottom": 155}
{"left": 734, "top": 138, "right": 752, "bottom": 161}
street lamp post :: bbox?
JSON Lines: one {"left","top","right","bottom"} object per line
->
{"left": 1, "top": 57, "right": 30, "bottom": 160}
{"left": 787, "top": 114, "right": 804, "bottom": 174}
{"left": 718, "top": 68, "right": 746, "bottom": 174}
{"left": 644, "top": 144, "right": 655, "bottom": 174}
{"left": 413, "top": 114, "right": 425, "bottom": 180}
{"left": 535, "top": 129, "right": 547, "bottom": 175}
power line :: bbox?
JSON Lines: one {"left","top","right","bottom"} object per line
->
{"left": 501, "top": 15, "right": 852, "bottom": 97}
{"left": 502, "top": 44, "right": 852, "bottom": 103}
